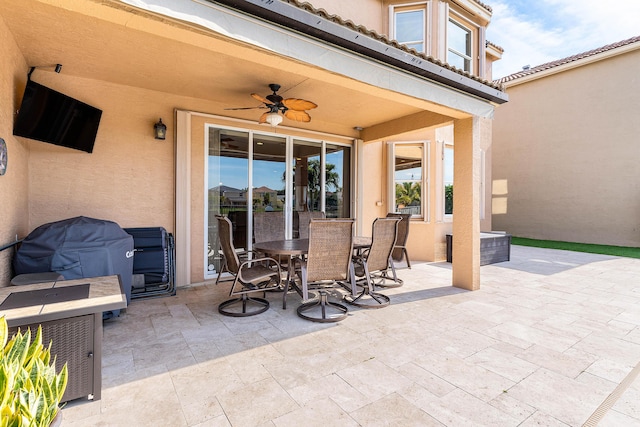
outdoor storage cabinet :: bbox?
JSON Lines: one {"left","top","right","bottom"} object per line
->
{"left": 9, "top": 314, "right": 98, "bottom": 403}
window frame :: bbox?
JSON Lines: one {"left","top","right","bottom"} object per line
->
{"left": 388, "top": 141, "right": 430, "bottom": 221}
{"left": 390, "top": 1, "right": 431, "bottom": 55}
{"left": 447, "top": 15, "right": 473, "bottom": 73}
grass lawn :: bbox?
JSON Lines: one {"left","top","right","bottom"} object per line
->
{"left": 511, "top": 237, "right": 640, "bottom": 259}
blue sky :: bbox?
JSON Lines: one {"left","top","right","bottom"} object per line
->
{"left": 487, "top": 0, "right": 640, "bottom": 79}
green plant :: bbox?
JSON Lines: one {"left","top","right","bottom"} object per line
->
{"left": 0, "top": 316, "right": 67, "bottom": 427}
{"left": 445, "top": 184, "right": 453, "bottom": 214}
{"left": 395, "top": 182, "right": 421, "bottom": 207}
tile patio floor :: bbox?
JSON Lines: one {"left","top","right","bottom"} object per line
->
{"left": 61, "top": 245, "right": 640, "bottom": 426}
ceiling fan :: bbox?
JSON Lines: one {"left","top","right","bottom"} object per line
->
{"left": 226, "top": 84, "right": 317, "bottom": 127}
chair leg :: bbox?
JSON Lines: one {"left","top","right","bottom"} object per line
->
{"left": 215, "top": 255, "right": 228, "bottom": 284}
{"left": 345, "top": 266, "right": 390, "bottom": 309}
{"left": 218, "top": 293, "right": 270, "bottom": 317}
{"left": 297, "top": 290, "right": 348, "bottom": 323}
{"left": 376, "top": 257, "right": 404, "bottom": 288}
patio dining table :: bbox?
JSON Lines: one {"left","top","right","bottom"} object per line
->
{"left": 253, "top": 236, "right": 371, "bottom": 309}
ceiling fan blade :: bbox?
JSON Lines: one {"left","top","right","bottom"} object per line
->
{"left": 258, "top": 111, "right": 269, "bottom": 124}
{"left": 284, "top": 109, "right": 311, "bottom": 122}
{"left": 283, "top": 98, "right": 318, "bottom": 111}
{"left": 251, "top": 93, "right": 271, "bottom": 104}
{"left": 224, "top": 106, "right": 267, "bottom": 110}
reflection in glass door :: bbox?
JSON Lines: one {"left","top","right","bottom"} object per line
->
{"left": 206, "top": 129, "right": 249, "bottom": 275}
{"left": 293, "top": 139, "right": 322, "bottom": 213}
{"left": 325, "top": 143, "right": 351, "bottom": 218}
{"left": 253, "top": 134, "right": 287, "bottom": 214}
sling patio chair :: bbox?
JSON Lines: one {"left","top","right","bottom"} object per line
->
{"left": 295, "top": 210, "right": 325, "bottom": 239}
{"left": 345, "top": 217, "right": 399, "bottom": 308}
{"left": 253, "top": 211, "right": 285, "bottom": 244}
{"left": 216, "top": 215, "right": 281, "bottom": 317}
{"left": 376, "top": 212, "right": 411, "bottom": 287}
{"left": 295, "top": 218, "right": 356, "bottom": 323}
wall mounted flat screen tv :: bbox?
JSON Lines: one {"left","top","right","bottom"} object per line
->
{"left": 13, "top": 80, "right": 102, "bottom": 153}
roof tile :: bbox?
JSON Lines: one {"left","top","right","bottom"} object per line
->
{"left": 495, "top": 35, "right": 640, "bottom": 84}
{"left": 283, "top": 0, "right": 502, "bottom": 90}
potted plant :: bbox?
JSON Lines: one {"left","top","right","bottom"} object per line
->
{"left": 0, "top": 316, "right": 68, "bottom": 427}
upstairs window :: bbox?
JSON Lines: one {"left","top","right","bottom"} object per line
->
{"left": 447, "top": 18, "right": 472, "bottom": 72}
{"left": 392, "top": 5, "right": 427, "bottom": 53}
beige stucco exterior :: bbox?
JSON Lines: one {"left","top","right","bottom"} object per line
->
{"left": 492, "top": 42, "right": 640, "bottom": 247}
{"left": 0, "top": 0, "right": 504, "bottom": 290}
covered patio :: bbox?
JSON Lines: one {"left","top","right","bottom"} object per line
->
{"left": 1, "top": 0, "right": 507, "bottom": 292}
{"left": 61, "top": 246, "right": 640, "bottom": 426}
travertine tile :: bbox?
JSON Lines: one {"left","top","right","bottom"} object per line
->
{"left": 465, "top": 347, "right": 538, "bottom": 382}
{"left": 506, "top": 368, "right": 609, "bottom": 426}
{"left": 336, "top": 358, "right": 414, "bottom": 401}
{"left": 217, "top": 378, "right": 299, "bottom": 426}
{"left": 414, "top": 353, "right": 515, "bottom": 402}
{"left": 418, "top": 388, "right": 521, "bottom": 426}
{"left": 287, "top": 373, "right": 370, "bottom": 412}
{"left": 273, "top": 397, "right": 359, "bottom": 427}
{"left": 56, "top": 246, "right": 640, "bottom": 426}
{"left": 350, "top": 392, "right": 443, "bottom": 426}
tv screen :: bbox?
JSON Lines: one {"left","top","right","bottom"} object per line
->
{"left": 13, "top": 80, "right": 102, "bottom": 153}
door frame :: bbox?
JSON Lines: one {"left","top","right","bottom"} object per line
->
{"left": 175, "top": 109, "right": 355, "bottom": 287}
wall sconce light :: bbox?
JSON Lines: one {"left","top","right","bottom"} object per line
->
{"left": 265, "top": 112, "right": 283, "bottom": 127}
{"left": 154, "top": 118, "right": 167, "bottom": 140}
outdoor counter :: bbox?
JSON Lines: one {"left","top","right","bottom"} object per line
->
{"left": 0, "top": 275, "right": 127, "bottom": 403}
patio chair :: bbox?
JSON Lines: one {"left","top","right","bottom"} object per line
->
{"left": 213, "top": 218, "right": 250, "bottom": 285}
{"left": 375, "top": 212, "right": 411, "bottom": 288}
{"left": 253, "top": 211, "right": 285, "bottom": 243}
{"left": 253, "top": 211, "right": 291, "bottom": 279}
{"left": 295, "top": 219, "right": 356, "bottom": 323}
{"left": 345, "top": 217, "right": 399, "bottom": 308}
{"left": 295, "top": 210, "right": 325, "bottom": 239}
{"left": 216, "top": 215, "right": 281, "bottom": 317}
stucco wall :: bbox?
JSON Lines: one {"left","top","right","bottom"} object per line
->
{"left": 0, "top": 15, "right": 30, "bottom": 286}
{"left": 308, "top": 0, "right": 383, "bottom": 33}
{"left": 361, "top": 117, "right": 493, "bottom": 262}
{"left": 24, "top": 73, "right": 175, "bottom": 232}
{"left": 492, "top": 49, "right": 640, "bottom": 247}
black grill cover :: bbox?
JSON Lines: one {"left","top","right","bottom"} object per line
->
{"left": 13, "top": 216, "right": 134, "bottom": 306}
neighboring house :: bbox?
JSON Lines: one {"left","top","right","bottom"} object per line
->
{"left": 209, "top": 185, "right": 247, "bottom": 207}
{"left": 492, "top": 36, "right": 640, "bottom": 247}
{"left": 0, "top": 0, "right": 508, "bottom": 290}
{"left": 252, "top": 186, "right": 279, "bottom": 210}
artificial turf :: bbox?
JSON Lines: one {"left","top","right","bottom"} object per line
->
{"left": 511, "top": 237, "right": 640, "bottom": 259}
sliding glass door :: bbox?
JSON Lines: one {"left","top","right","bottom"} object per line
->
{"left": 205, "top": 126, "right": 351, "bottom": 278}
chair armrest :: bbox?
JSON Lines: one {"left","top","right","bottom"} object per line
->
{"left": 239, "top": 256, "right": 281, "bottom": 270}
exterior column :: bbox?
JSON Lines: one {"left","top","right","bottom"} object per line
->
{"left": 452, "top": 116, "right": 481, "bottom": 290}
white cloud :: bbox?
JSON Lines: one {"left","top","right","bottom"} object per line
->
{"left": 487, "top": 0, "right": 640, "bottom": 79}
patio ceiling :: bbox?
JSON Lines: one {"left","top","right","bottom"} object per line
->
{"left": 1, "top": 0, "right": 484, "bottom": 138}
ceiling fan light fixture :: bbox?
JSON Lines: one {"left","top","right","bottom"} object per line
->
{"left": 265, "top": 112, "right": 283, "bottom": 127}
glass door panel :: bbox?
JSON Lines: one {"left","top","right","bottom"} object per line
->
{"left": 292, "top": 140, "right": 322, "bottom": 213}
{"left": 325, "top": 144, "right": 351, "bottom": 218}
{"left": 253, "top": 134, "right": 286, "bottom": 214}
{"left": 206, "top": 128, "right": 249, "bottom": 276}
